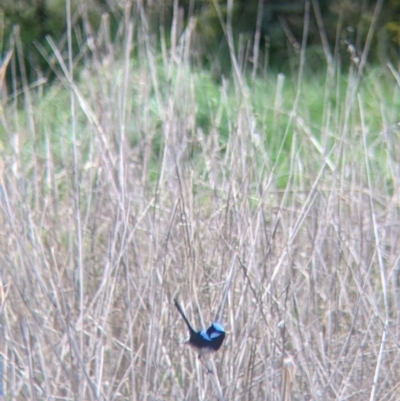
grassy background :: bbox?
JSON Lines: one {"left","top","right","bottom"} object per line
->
{"left": 1, "top": 7, "right": 400, "bottom": 401}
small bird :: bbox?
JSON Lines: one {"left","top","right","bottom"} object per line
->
{"left": 174, "top": 298, "right": 227, "bottom": 360}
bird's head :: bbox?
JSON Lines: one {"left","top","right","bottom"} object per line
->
{"left": 207, "top": 322, "right": 227, "bottom": 339}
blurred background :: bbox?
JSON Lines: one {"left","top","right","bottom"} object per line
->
{"left": 1, "top": 0, "right": 399, "bottom": 83}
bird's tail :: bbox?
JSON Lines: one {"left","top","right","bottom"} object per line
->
{"left": 174, "top": 299, "right": 195, "bottom": 334}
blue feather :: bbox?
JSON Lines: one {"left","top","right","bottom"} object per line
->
{"left": 199, "top": 330, "right": 212, "bottom": 342}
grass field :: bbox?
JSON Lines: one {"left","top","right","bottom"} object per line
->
{"left": 1, "top": 7, "right": 400, "bottom": 401}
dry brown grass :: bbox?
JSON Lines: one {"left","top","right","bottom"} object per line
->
{"left": 0, "top": 5, "right": 400, "bottom": 401}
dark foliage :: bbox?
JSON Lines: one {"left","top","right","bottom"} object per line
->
{"left": 0, "top": 0, "right": 399, "bottom": 85}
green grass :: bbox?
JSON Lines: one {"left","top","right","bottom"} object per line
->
{"left": 3, "top": 59, "right": 398, "bottom": 192}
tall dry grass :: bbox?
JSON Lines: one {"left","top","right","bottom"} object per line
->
{"left": 0, "top": 3, "right": 400, "bottom": 401}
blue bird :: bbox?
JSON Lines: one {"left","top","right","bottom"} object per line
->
{"left": 174, "top": 298, "right": 227, "bottom": 359}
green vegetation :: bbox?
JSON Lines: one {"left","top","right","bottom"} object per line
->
{"left": 1, "top": 0, "right": 400, "bottom": 80}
